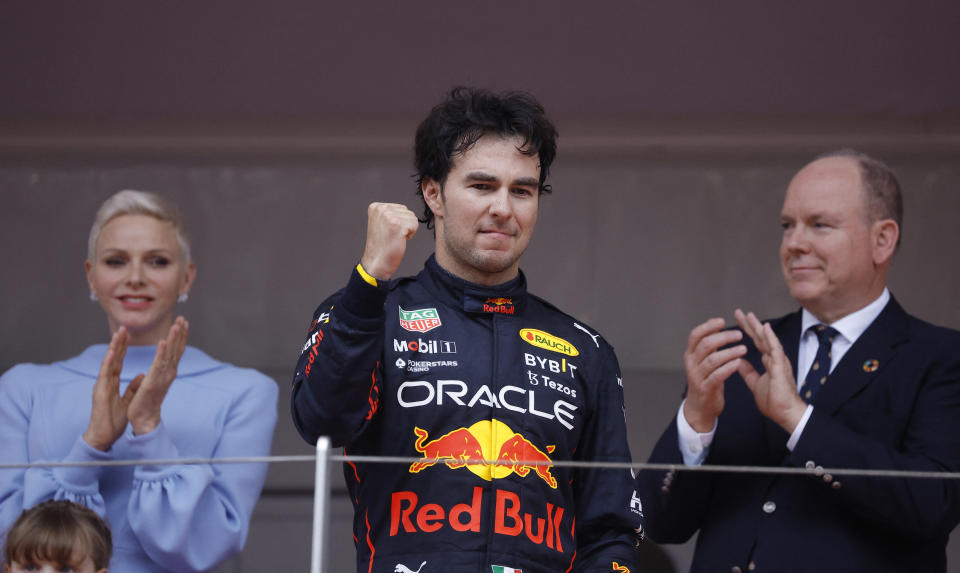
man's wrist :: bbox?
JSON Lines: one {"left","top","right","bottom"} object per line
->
{"left": 358, "top": 254, "right": 397, "bottom": 282}
{"left": 340, "top": 262, "right": 390, "bottom": 322}
{"left": 682, "top": 401, "right": 718, "bottom": 433}
{"left": 677, "top": 400, "right": 716, "bottom": 466}
{"left": 776, "top": 400, "right": 809, "bottom": 434}
{"left": 356, "top": 262, "right": 380, "bottom": 286}
{"left": 786, "top": 405, "right": 814, "bottom": 450}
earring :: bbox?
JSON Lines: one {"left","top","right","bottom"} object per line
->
{"left": 178, "top": 293, "right": 189, "bottom": 303}
{"left": 89, "top": 292, "right": 98, "bottom": 302}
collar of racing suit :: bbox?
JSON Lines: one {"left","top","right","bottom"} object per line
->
{"left": 419, "top": 255, "right": 528, "bottom": 316}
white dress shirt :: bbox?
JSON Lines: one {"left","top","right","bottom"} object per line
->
{"left": 677, "top": 288, "right": 891, "bottom": 466}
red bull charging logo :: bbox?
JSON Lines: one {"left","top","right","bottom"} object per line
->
{"left": 409, "top": 420, "right": 557, "bottom": 488}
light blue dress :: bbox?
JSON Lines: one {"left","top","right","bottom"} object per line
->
{"left": 0, "top": 345, "right": 278, "bottom": 572}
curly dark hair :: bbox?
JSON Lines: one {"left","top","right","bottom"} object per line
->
{"left": 414, "top": 86, "right": 558, "bottom": 229}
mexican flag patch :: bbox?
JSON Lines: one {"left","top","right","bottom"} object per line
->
{"left": 491, "top": 567, "right": 522, "bottom": 573}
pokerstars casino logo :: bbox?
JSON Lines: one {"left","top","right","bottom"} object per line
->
{"left": 519, "top": 329, "right": 579, "bottom": 357}
{"left": 399, "top": 306, "right": 442, "bottom": 333}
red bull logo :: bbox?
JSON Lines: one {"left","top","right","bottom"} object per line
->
{"left": 410, "top": 427, "right": 485, "bottom": 473}
{"left": 391, "top": 486, "right": 567, "bottom": 552}
{"left": 495, "top": 434, "right": 557, "bottom": 488}
{"left": 409, "top": 420, "right": 557, "bottom": 488}
{"left": 483, "top": 297, "right": 516, "bottom": 314}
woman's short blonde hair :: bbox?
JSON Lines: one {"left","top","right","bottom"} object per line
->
{"left": 87, "top": 190, "right": 191, "bottom": 264}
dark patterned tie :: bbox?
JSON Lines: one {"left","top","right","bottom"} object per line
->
{"left": 800, "top": 324, "right": 838, "bottom": 402}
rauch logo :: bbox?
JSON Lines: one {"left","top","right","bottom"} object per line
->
{"left": 519, "top": 329, "right": 579, "bottom": 357}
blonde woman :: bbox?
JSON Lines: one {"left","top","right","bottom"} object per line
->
{"left": 0, "top": 190, "right": 278, "bottom": 572}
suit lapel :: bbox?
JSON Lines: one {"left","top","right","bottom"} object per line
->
{"left": 813, "top": 298, "right": 909, "bottom": 415}
{"left": 764, "top": 311, "right": 803, "bottom": 457}
{"left": 776, "top": 311, "right": 802, "bottom": 377}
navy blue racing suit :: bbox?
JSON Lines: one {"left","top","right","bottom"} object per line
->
{"left": 292, "top": 256, "right": 642, "bottom": 573}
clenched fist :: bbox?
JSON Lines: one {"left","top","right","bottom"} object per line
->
{"left": 360, "top": 202, "right": 420, "bottom": 280}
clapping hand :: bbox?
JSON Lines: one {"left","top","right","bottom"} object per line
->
{"left": 682, "top": 317, "right": 747, "bottom": 432}
{"left": 734, "top": 309, "right": 806, "bottom": 433}
{"left": 127, "top": 316, "right": 189, "bottom": 436}
{"left": 83, "top": 317, "right": 189, "bottom": 451}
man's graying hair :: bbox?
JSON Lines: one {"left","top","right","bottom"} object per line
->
{"left": 818, "top": 148, "right": 903, "bottom": 248}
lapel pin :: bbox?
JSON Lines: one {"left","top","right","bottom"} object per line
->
{"left": 862, "top": 359, "right": 879, "bottom": 373}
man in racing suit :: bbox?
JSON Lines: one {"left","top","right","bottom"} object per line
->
{"left": 291, "top": 87, "right": 641, "bottom": 573}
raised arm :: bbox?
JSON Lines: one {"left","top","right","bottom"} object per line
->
{"left": 291, "top": 203, "right": 418, "bottom": 446}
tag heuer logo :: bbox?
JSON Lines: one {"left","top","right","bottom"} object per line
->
{"left": 399, "top": 306, "right": 442, "bottom": 333}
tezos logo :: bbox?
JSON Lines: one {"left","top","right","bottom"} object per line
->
{"left": 519, "top": 329, "right": 579, "bottom": 357}
{"left": 399, "top": 306, "right": 442, "bottom": 333}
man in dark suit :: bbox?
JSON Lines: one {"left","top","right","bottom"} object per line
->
{"left": 638, "top": 150, "right": 960, "bottom": 572}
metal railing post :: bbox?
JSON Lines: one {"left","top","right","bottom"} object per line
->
{"left": 311, "top": 436, "right": 331, "bottom": 573}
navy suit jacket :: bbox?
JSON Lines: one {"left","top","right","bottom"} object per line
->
{"left": 639, "top": 297, "right": 960, "bottom": 572}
